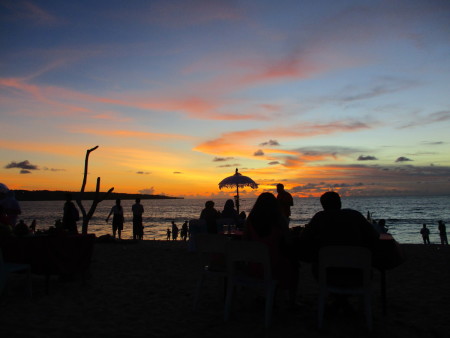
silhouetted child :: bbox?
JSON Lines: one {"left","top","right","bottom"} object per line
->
{"left": 420, "top": 224, "right": 430, "bottom": 244}
{"left": 166, "top": 228, "right": 171, "bottom": 241}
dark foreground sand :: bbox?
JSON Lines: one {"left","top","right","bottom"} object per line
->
{"left": 1, "top": 241, "right": 449, "bottom": 337}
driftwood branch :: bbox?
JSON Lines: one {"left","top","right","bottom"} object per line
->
{"left": 75, "top": 146, "right": 114, "bottom": 235}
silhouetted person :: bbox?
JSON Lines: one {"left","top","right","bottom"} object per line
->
{"left": 132, "top": 198, "right": 144, "bottom": 240}
{"left": 63, "top": 193, "right": 79, "bottom": 234}
{"left": 30, "top": 219, "right": 37, "bottom": 233}
{"left": 106, "top": 199, "right": 124, "bottom": 239}
{"left": 420, "top": 224, "right": 430, "bottom": 244}
{"left": 438, "top": 220, "right": 448, "bottom": 245}
{"left": 299, "top": 191, "right": 379, "bottom": 284}
{"left": 221, "top": 199, "right": 239, "bottom": 221}
{"left": 200, "top": 200, "right": 220, "bottom": 234}
{"left": 244, "top": 192, "right": 299, "bottom": 308}
{"left": 277, "top": 183, "right": 293, "bottom": 224}
{"left": 181, "top": 221, "right": 188, "bottom": 241}
{"left": 378, "top": 219, "right": 388, "bottom": 234}
{"left": 166, "top": 228, "right": 171, "bottom": 241}
{"left": 171, "top": 221, "right": 179, "bottom": 240}
{"left": 13, "top": 219, "right": 29, "bottom": 237}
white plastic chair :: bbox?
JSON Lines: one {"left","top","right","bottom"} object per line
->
{"left": 224, "top": 240, "right": 277, "bottom": 328}
{"left": 0, "top": 249, "right": 32, "bottom": 298}
{"left": 192, "top": 234, "right": 228, "bottom": 310}
{"left": 318, "top": 246, "right": 372, "bottom": 330}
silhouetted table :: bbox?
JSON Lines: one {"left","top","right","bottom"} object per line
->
{"left": 0, "top": 234, "right": 95, "bottom": 293}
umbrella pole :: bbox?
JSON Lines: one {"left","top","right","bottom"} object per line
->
{"left": 236, "top": 184, "right": 240, "bottom": 215}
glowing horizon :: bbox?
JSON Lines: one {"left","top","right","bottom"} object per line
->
{"left": 1, "top": 1, "right": 450, "bottom": 198}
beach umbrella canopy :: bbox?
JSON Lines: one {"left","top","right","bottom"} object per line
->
{"left": 218, "top": 169, "right": 258, "bottom": 214}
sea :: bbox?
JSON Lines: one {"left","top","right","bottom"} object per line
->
{"left": 17, "top": 195, "right": 449, "bottom": 244}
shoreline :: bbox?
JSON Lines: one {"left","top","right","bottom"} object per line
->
{"left": 2, "top": 241, "right": 449, "bottom": 337}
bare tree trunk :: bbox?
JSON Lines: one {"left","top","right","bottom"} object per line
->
{"left": 75, "top": 146, "right": 114, "bottom": 235}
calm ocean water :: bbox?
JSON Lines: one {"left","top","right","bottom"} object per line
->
{"left": 18, "top": 196, "right": 449, "bottom": 244}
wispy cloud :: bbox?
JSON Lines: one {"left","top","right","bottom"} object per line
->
{"left": 69, "top": 128, "right": 191, "bottom": 141}
{"left": 194, "top": 120, "right": 371, "bottom": 156}
{"left": 1, "top": 0, "right": 60, "bottom": 25}
{"left": 400, "top": 111, "right": 450, "bottom": 129}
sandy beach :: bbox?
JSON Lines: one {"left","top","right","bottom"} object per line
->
{"left": 1, "top": 240, "right": 449, "bottom": 338}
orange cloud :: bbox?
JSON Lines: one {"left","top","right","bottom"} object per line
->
{"left": 194, "top": 121, "right": 371, "bottom": 157}
{"left": 69, "top": 128, "right": 192, "bottom": 141}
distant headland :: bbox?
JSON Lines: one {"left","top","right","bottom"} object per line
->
{"left": 13, "top": 190, "right": 183, "bottom": 201}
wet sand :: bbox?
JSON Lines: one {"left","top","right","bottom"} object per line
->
{"left": 1, "top": 241, "right": 449, "bottom": 337}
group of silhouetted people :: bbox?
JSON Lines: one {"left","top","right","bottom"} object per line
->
{"left": 167, "top": 221, "right": 189, "bottom": 241}
{"left": 216, "top": 188, "right": 380, "bottom": 309}
{"left": 105, "top": 198, "right": 145, "bottom": 240}
{"left": 420, "top": 221, "right": 447, "bottom": 245}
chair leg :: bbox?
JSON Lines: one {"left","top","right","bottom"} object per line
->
{"left": 318, "top": 291, "right": 326, "bottom": 329}
{"left": 26, "top": 267, "right": 32, "bottom": 298}
{"left": 364, "top": 293, "right": 372, "bottom": 331}
{"left": 193, "top": 273, "right": 205, "bottom": 310}
{"left": 224, "top": 278, "right": 234, "bottom": 322}
{"left": 265, "top": 285, "right": 275, "bottom": 328}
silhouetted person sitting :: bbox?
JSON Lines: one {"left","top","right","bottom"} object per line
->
{"left": 244, "top": 192, "right": 299, "bottom": 308}
{"left": 420, "top": 224, "right": 430, "bottom": 244}
{"left": 200, "top": 200, "right": 220, "bottom": 234}
{"left": 378, "top": 219, "right": 388, "bottom": 234}
{"left": 13, "top": 219, "right": 30, "bottom": 237}
{"left": 220, "top": 199, "right": 239, "bottom": 221}
{"left": 299, "top": 191, "right": 379, "bottom": 285}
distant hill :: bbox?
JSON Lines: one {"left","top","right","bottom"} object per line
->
{"left": 13, "top": 190, "right": 183, "bottom": 201}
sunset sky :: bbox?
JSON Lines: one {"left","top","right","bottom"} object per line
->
{"left": 1, "top": 0, "right": 450, "bottom": 198}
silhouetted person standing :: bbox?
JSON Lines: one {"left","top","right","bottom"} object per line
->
{"left": 171, "top": 221, "right": 179, "bottom": 240}
{"left": 132, "top": 198, "right": 144, "bottom": 240}
{"left": 438, "top": 220, "right": 448, "bottom": 245}
{"left": 420, "top": 224, "right": 430, "bottom": 244}
{"left": 106, "top": 199, "right": 124, "bottom": 239}
{"left": 181, "top": 221, "right": 188, "bottom": 241}
{"left": 63, "top": 193, "right": 79, "bottom": 234}
{"left": 277, "top": 183, "right": 293, "bottom": 224}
